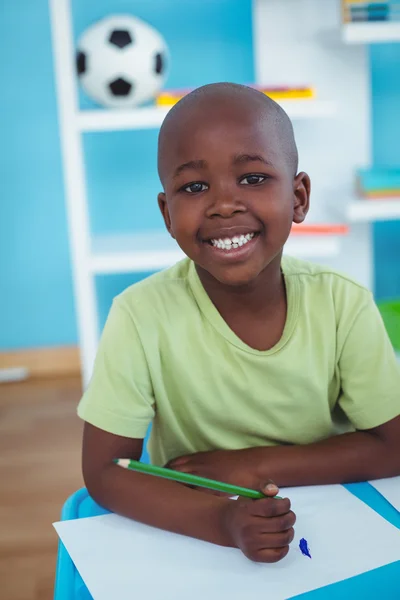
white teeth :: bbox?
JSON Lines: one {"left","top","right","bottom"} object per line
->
{"left": 210, "top": 232, "right": 255, "bottom": 250}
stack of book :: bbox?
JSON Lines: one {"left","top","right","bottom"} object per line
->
{"left": 357, "top": 167, "right": 400, "bottom": 200}
{"left": 291, "top": 224, "right": 349, "bottom": 235}
{"left": 343, "top": 1, "right": 400, "bottom": 23}
{"left": 156, "top": 85, "right": 315, "bottom": 107}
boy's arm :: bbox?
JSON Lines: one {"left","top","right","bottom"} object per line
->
{"left": 82, "top": 422, "right": 296, "bottom": 563}
{"left": 263, "top": 414, "right": 400, "bottom": 485}
{"left": 82, "top": 422, "right": 229, "bottom": 544}
{"left": 167, "top": 414, "right": 400, "bottom": 488}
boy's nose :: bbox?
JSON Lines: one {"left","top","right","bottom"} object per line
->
{"left": 205, "top": 190, "right": 246, "bottom": 218}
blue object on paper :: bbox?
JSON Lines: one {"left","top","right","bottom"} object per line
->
{"left": 299, "top": 537, "right": 312, "bottom": 559}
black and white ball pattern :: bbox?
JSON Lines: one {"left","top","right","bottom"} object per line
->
{"left": 76, "top": 15, "right": 169, "bottom": 108}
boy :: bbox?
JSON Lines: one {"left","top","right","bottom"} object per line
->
{"left": 78, "top": 83, "right": 400, "bottom": 564}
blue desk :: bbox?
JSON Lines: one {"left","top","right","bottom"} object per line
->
{"left": 54, "top": 482, "right": 400, "bottom": 600}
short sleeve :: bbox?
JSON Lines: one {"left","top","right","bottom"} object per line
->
{"left": 338, "top": 291, "right": 400, "bottom": 430}
{"left": 77, "top": 298, "right": 155, "bottom": 438}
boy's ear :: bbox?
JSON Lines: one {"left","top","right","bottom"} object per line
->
{"left": 158, "top": 192, "right": 175, "bottom": 238}
{"left": 292, "top": 171, "right": 311, "bottom": 224}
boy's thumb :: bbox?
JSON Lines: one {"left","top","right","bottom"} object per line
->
{"left": 261, "top": 480, "right": 279, "bottom": 497}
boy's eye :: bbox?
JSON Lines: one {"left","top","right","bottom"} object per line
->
{"left": 240, "top": 174, "right": 266, "bottom": 186}
{"left": 183, "top": 182, "right": 208, "bottom": 194}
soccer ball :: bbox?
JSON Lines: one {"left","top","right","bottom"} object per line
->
{"left": 76, "top": 15, "right": 169, "bottom": 109}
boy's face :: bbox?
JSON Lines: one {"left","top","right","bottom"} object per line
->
{"left": 158, "top": 105, "right": 310, "bottom": 287}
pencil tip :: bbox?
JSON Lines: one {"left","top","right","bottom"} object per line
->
{"left": 114, "top": 458, "right": 130, "bottom": 468}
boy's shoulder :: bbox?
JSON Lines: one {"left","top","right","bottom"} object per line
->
{"left": 283, "top": 255, "right": 370, "bottom": 292}
{"left": 114, "top": 258, "right": 193, "bottom": 316}
{"left": 282, "top": 255, "right": 373, "bottom": 312}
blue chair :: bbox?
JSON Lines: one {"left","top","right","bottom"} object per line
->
{"left": 54, "top": 479, "right": 400, "bottom": 600}
{"left": 54, "top": 488, "right": 108, "bottom": 600}
{"left": 54, "top": 442, "right": 150, "bottom": 600}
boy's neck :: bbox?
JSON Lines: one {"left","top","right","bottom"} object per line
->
{"left": 195, "top": 256, "right": 285, "bottom": 317}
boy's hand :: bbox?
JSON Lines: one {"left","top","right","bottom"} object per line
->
{"left": 219, "top": 483, "right": 296, "bottom": 562}
{"left": 167, "top": 448, "right": 264, "bottom": 493}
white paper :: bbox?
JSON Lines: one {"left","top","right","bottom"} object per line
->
{"left": 369, "top": 476, "right": 400, "bottom": 513}
{"left": 54, "top": 485, "right": 400, "bottom": 600}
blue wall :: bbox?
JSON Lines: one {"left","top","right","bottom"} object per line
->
{"left": 370, "top": 44, "right": 400, "bottom": 300}
{"left": 0, "top": 1, "right": 77, "bottom": 349}
{"left": 1, "top": 2, "right": 399, "bottom": 349}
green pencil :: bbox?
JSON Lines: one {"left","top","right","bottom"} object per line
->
{"left": 113, "top": 458, "right": 281, "bottom": 499}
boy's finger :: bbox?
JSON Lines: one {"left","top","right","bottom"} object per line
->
{"left": 167, "top": 456, "right": 190, "bottom": 468}
{"left": 245, "top": 545, "right": 290, "bottom": 564}
{"left": 194, "top": 486, "right": 229, "bottom": 497}
{"left": 252, "top": 511, "right": 296, "bottom": 533}
{"left": 261, "top": 480, "right": 279, "bottom": 497}
{"left": 249, "top": 496, "right": 292, "bottom": 518}
{"left": 257, "top": 527, "right": 295, "bottom": 547}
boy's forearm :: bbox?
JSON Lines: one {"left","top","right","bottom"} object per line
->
{"left": 88, "top": 464, "right": 231, "bottom": 546}
{"left": 257, "top": 431, "right": 400, "bottom": 487}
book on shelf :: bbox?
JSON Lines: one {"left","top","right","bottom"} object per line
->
{"left": 343, "top": 1, "right": 388, "bottom": 3}
{"left": 346, "top": 16, "right": 400, "bottom": 23}
{"left": 342, "top": 0, "right": 400, "bottom": 22}
{"left": 291, "top": 224, "right": 348, "bottom": 236}
{"left": 156, "top": 86, "right": 315, "bottom": 107}
{"left": 343, "top": 0, "right": 389, "bottom": 5}
{"left": 357, "top": 167, "right": 400, "bottom": 200}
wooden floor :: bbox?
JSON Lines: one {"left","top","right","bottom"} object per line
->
{"left": 0, "top": 376, "right": 84, "bottom": 600}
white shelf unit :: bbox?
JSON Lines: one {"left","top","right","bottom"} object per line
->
{"left": 343, "top": 21, "right": 400, "bottom": 44}
{"left": 78, "top": 100, "right": 337, "bottom": 132}
{"left": 341, "top": 11, "right": 400, "bottom": 308}
{"left": 348, "top": 200, "right": 400, "bottom": 222}
{"left": 50, "top": 0, "right": 367, "bottom": 384}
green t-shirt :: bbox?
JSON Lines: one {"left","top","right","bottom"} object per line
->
{"left": 78, "top": 256, "right": 400, "bottom": 466}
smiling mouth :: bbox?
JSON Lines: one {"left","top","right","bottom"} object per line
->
{"left": 206, "top": 232, "right": 257, "bottom": 251}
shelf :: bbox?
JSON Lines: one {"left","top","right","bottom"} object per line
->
{"left": 77, "top": 100, "right": 336, "bottom": 133}
{"left": 90, "top": 231, "right": 185, "bottom": 273}
{"left": 77, "top": 107, "right": 170, "bottom": 132}
{"left": 89, "top": 229, "right": 344, "bottom": 275}
{"left": 348, "top": 200, "right": 400, "bottom": 222}
{"left": 343, "top": 21, "right": 400, "bottom": 44}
